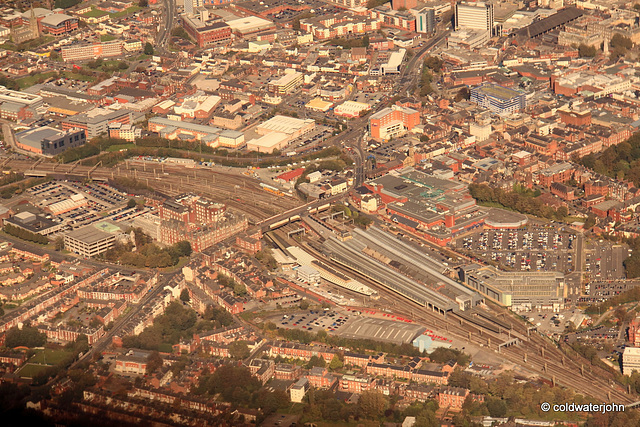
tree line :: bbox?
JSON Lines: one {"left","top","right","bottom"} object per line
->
{"left": 580, "top": 132, "right": 640, "bottom": 185}
{"left": 469, "top": 183, "right": 570, "bottom": 221}
{"left": 4, "top": 223, "right": 49, "bottom": 245}
{"left": 101, "top": 228, "right": 191, "bottom": 268}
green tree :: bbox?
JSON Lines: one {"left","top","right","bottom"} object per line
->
{"left": 329, "top": 354, "right": 343, "bottom": 371}
{"left": 180, "top": 288, "right": 191, "bottom": 303}
{"left": 611, "top": 33, "right": 633, "bottom": 50}
{"left": 146, "top": 351, "right": 163, "bottom": 374}
{"left": 127, "top": 198, "right": 137, "bottom": 208}
{"left": 578, "top": 43, "right": 597, "bottom": 57}
{"left": 54, "top": 236, "right": 65, "bottom": 251}
{"left": 306, "top": 355, "right": 326, "bottom": 369}
{"left": 229, "top": 341, "right": 250, "bottom": 359}
{"left": 486, "top": 397, "right": 508, "bottom": 417}
{"left": 358, "top": 389, "right": 387, "bottom": 419}
{"left": 299, "top": 299, "right": 310, "bottom": 310}
{"left": 5, "top": 325, "right": 47, "bottom": 348}
{"left": 144, "top": 42, "right": 154, "bottom": 56}
{"left": 423, "top": 56, "right": 443, "bottom": 73}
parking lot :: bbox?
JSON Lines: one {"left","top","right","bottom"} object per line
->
{"left": 456, "top": 228, "right": 577, "bottom": 273}
{"left": 27, "top": 180, "right": 143, "bottom": 233}
{"left": 584, "top": 242, "right": 628, "bottom": 281}
{"left": 275, "top": 310, "right": 425, "bottom": 344}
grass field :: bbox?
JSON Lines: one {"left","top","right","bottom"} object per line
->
{"left": 16, "top": 71, "right": 57, "bottom": 89}
{"left": 17, "top": 363, "right": 50, "bottom": 378}
{"left": 111, "top": 6, "right": 141, "bottom": 18}
{"left": 101, "top": 34, "right": 116, "bottom": 42}
{"left": 83, "top": 8, "right": 109, "bottom": 18}
{"left": 106, "top": 144, "right": 135, "bottom": 152}
{"left": 59, "top": 71, "right": 96, "bottom": 82}
{"left": 29, "top": 348, "right": 73, "bottom": 365}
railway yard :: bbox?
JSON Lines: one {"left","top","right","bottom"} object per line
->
{"left": 2, "top": 158, "right": 303, "bottom": 223}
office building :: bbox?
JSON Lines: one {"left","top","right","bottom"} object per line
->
{"left": 369, "top": 105, "right": 420, "bottom": 140}
{"left": 15, "top": 126, "right": 86, "bottom": 156}
{"left": 623, "top": 347, "right": 640, "bottom": 375}
{"left": 415, "top": 7, "right": 436, "bottom": 34}
{"left": 184, "top": 0, "right": 203, "bottom": 15}
{"left": 268, "top": 71, "right": 303, "bottom": 95}
{"left": 62, "top": 108, "right": 134, "bottom": 138}
{"left": 182, "top": 14, "right": 231, "bottom": 47}
{"left": 61, "top": 40, "right": 123, "bottom": 62}
{"left": 470, "top": 83, "right": 526, "bottom": 115}
{"left": 456, "top": 1, "right": 494, "bottom": 34}
{"left": 458, "top": 264, "right": 565, "bottom": 311}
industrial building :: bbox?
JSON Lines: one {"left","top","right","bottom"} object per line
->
{"left": 15, "top": 126, "right": 86, "bottom": 156}
{"left": 470, "top": 83, "right": 526, "bottom": 115}
{"left": 147, "top": 117, "right": 245, "bottom": 148}
{"left": 458, "top": 264, "right": 565, "bottom": 311}
{"left": 256, "top": 115, "right": 315, "bottom": 140}
{"left": 334, "top": 101, "right": 371, "bottom": 118}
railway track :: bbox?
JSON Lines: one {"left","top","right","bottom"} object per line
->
{"left": 283, "top": 231, "right": 635, "bottom": 403}
{"left": 4, "top": 159, "right": 302, "bottom": 223}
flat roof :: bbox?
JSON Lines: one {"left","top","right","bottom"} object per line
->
{"left": 65, "top": 224, "right": 114, "bottom": 244}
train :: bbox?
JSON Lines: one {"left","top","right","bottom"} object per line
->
{"left": 260, "top": 183, "right": 285, "bottom": 197}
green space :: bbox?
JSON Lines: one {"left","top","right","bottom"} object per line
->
{"left": 59, "top": 71, "right": 97, "bottom": 82}
{"left": 16, "top": 71, "right": 58, "bottom": 89}
{"left": 83, "top": 8, "right": 109, "bottom": 18}
{"left": 111, "top": 5, "right": 141, "bottom": 18}
{"left": 29, "top": 348, "right": 73, "bottom": 365}
{"left": 106, "top": 143, "right": 136, "bottom": 152}
{"left": 100, "top": 34, "right": 117, "bottom": 42}
{"left": 16, "top": 363, "right": 50, "bottom": 378}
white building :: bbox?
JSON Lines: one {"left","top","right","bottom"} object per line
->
{"left": 623, "top": 347, "right": 640, "bottom": 375}
{"left": 184, "top": 0, "right": 203, "bottom": 16}
{"left": 290, "top": 378, "right": 310, "bottom": 403}
{"left": 256, "top": 115, "right": 315, "bottom": 140}
{"left": 297, "top": 265, "right": 320, "bottom": 284}
{"left": 456, "top": 1, "right": 494, "bottom": 34}
{"left": 334, "top": 101, "right": 371, "bottom": 118}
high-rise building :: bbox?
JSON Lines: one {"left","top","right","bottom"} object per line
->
{"left": 184, "top": 0, "right": 203, "bottom": 16}
{"left": 455, "top": 1, "right": 494, "bottom": 34}
{"left": 415, "top": 7, "right": 436, "bottom": 34}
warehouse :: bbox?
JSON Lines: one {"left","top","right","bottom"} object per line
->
{"left": 15, "top": 126, "right": 86, "bottom": 156}
{"left": 256, "top": 115, "right": 315, "bottom": 140}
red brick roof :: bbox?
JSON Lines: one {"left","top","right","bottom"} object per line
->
{"left": 276, "top": 168, "right": 305, "bottom": 182}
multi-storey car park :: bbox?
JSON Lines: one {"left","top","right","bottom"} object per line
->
{"left": 322, "top": 227, "right": 482, "bottom": 314}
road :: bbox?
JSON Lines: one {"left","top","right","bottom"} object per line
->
{"left": 332, "top": 30, "right": 450, "bottom": 187}
{"left": 156, "top": 0, "right": 176, "bottom": 51}
{"left": 71, "top": 271, "right": 180, "bottom": 368}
